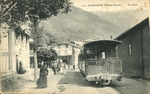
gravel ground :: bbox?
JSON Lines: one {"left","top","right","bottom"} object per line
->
{"left": 2, "top": 68, "right": 150, "bottom": 94}
{"left": 111, "top": 76, "right": 150, "bottom": 94}
{"left": 2, "top": 69, "right": 119, "bottom": 94}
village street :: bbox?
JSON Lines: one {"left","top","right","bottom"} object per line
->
{"left": 13, "top": 68, "right": 120, "bottom": 94}
{"left": 1, "top": 1, "right": 150, "bottom": 94}
{"left": 2, "top": 68, "right": 149, "bottom": 94}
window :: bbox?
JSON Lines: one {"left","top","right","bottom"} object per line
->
{"left": 66, "top": 44, "right": 68, "bottom": 48}
{"left": 58, "top": 45, "right": 60, "bottom": 49}
{"left": 128, "top": 45, "right": 132, "bottom": 55}
{"left": 64, "top": 50, "right": 67, "bottom": 55}
{"left": 86, "top": 49, "right": 95, "bottom": 54}
{"left": 58, "top": 51, "right": 60, "bottom": 55}
{"left": 101, "top": 52, "right": 105, "bottom": 59}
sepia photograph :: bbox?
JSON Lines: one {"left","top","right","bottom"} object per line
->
{"left": 0, "top": 0, "right": 150, "bottom": 94}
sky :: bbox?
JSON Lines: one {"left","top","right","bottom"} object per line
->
{"left": 70, "top": 0, "right": 150, "bottom": 37}
{"left": 70, "top": 0, "right": 149, "bottom": 12}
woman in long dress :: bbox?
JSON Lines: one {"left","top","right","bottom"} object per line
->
{"left": 18, "top": 61, "right": 26, "bottom": 74}
{"left": 37, "top": 62, "right": 49, "bottom": 88}
{"left": 59, "top": 60, "right": 64, "bottom": 75}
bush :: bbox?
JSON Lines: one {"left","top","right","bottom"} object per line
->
{"left": 1, "top": 76, "right": 28, "bottom": 92}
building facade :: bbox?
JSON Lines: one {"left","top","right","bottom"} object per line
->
{"left": 54, "top": 42, "right": 72, "bottom": 57}
{"left": 53, "top": 42, "right": 81, "bottom": 70}
{"left": 0, "top": 23, "right": 10, "bottom": 74}
{"left": 0, "top": 23, "right": 31, "bottom": 76}
{"left": 115, "top": 17, "right": 150, "bottom": 78}
{"left": 15, "top": 25, "right": 30, "bottom": 71}
{"left": 53, "top": 42, "right": 72, "bottom": 65}
{"left": 70, "top": 41, "right": 83, "bottom": 70}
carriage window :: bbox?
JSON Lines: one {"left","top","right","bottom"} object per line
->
{"left": 101, "top": 52, "right": 105, "bottom": 59}
{"left": 86, "top": 49, "right": 97, "bottom": 59}
{"left": 128, "top": 45, "right": 132, "bottom": 55}
{"left": 85, "top": 44, "right": 97, "bottom": 59}
{"left": 86, "top": 49, "right": 95, "bottom": 54}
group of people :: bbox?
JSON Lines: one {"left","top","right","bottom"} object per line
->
{"left": 52, "top": 59, "right": 66, "bottom": 75}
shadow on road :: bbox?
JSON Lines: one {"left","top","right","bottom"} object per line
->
{"left": 57, "top": 71, "right": 96, "bottom": 87}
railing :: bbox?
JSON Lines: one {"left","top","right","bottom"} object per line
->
{"left": 85, "top": 58, "right": 122, "bottom": 76}
{"left": 107, "top": 59, "right": 122, "bottom": 75}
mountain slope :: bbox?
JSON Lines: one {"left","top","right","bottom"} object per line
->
{"left": 92, "top": 9, "right": 149, "bottom": 35}
{"left": 40, "top": 6, "right": 122, "bottom": 42}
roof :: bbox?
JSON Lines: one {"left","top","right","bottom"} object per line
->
{"left": 70, "top": 41, "right": 84, "bottom": 46}
{"left": 115, "top": 17, "right": 149, "bottom": 40}
{"left": 55, "top": 42, "right": 81, "bottom": 48}
{"left": 57, "top": 42, "right": 70, "bottom": 45}
{"left": 84, "top": 39, "right": 122, "bottom": 45}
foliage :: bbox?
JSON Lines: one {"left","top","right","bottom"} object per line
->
{"left": 0, "top": 0, "right": 72, "bottom": 27}
{"left": 44, "top": 31, "right": 58, "bottom": 46}
{"left": 31, "top": 26, "right": 47, "bottom": 49}
{"left": 1, "top": 75, "right": 33, "bottom": 92}
{"left": 30, "top": 26, "right": 58, "bottom": 49}
{"left": 0, "top": 0, "right": 72, "bottom": 50}
{"left": 37, "top": 47, "right": 58, "bottom": 63}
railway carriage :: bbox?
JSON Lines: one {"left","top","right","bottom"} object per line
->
{"left": 78, "top": 40, "right": 122, "bottom": 85}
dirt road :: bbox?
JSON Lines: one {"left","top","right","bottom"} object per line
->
{"left": 16, "top": 69, "right": 120, "bottom": 94}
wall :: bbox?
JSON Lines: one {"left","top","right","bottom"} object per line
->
{"left": 116, "top": 18, "right": 150, "bottom": 77}
{"left": 0, "top": 23, "right": 10, "bottom": 72}
{"left": 142, "top": 20, "right": 150, "bottom": 78}
{"left": 73, "top": 47, "right": 80, "bottom": 70}
{"left": 1, "top": 23, "right": 30, "bottom": 77}
{"left": 54, "top": 44, "right": 72, "bottom": 56}
{"left": 15, "top": 32, "right": 30, "bottom": 70}
{"left": 117, "top": 29, "right": 143, "bottom": 76}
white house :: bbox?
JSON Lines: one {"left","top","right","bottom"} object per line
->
{"left": 53, "top": 41, "right": 82, "bottom": 70}
{"left": 53, "top": 42, "right": 72, "bottom": 66}
{"left": 0, "top": 23, "right": 31, "bottom": 76}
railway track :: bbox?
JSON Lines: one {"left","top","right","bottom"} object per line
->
{"left": 92, "top": 83, "right": 123, "bottom": 94}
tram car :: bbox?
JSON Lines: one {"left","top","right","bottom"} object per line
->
{"left": 78, "top": 40, "right": 122, "bottom": 85}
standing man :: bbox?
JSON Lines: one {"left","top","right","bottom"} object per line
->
{"left": 52, "top": 60, "right": 58, "bottom": 75}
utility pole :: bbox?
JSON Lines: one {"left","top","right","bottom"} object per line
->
{"left": 34, "top": 53, "right": 38, "bottom": 81}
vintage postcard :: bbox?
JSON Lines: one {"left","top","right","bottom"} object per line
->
{"left": 0, "top": 0, "right": 150, "bottom": 94}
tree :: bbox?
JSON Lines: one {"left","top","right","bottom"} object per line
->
{"left": 37, "top": 47, "right": 58, "bottom": 67}
{"left": 31, "top": 26, "right": 47, "bottom": 49}
{"left": 44, "top": 31, "right": 58, "bottom": 46}
{"left": 1, "top": 0, "right": 72, "bottom": 48}
{"left": 1, "top": 0, "right": 72, "bottom": 26}
{"left": 0, "top": 0, "right": 72, "bottom": 81}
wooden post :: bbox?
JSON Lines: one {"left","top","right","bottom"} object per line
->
{"left": 34, "top": 53, "right": 38, "bottom": 82}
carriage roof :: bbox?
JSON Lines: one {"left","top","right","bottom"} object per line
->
{"left": 84, "top": 39, "right": 122, "bottom": 47}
